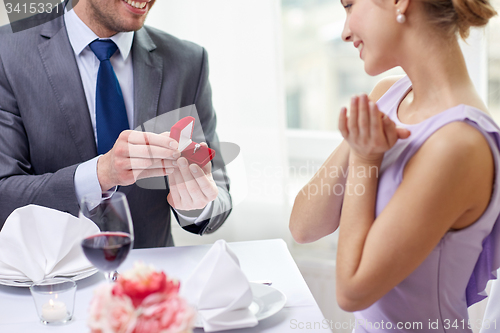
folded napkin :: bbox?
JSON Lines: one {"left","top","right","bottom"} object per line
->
{"left": 0, "top": 205, "right": 99, "bottom": 282}
{"left": 181, "top": 240, "right": 258, "bottom": 332}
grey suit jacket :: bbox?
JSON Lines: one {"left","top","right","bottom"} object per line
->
{"left": 0, "top": 7, "right": 231, "bottom": 248}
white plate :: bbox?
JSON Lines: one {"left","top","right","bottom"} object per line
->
{"left": 195, "top": 282, "right": 287, "bottom": 328}
{"left": 0, "top": 268, "right": 99, "bottom": 287}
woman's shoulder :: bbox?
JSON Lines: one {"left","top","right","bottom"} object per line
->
{"left": 369, "top": 75, "right": 406, "bottom": 102}
{"left": 406, "top": 120, "right": 495, "bottom": 229}
{"left": 422, "top": 121, "right": 492, "bottom": 158}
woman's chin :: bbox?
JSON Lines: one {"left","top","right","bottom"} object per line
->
{"left": 364, "top": 62, "right": 392, "bottom": 77}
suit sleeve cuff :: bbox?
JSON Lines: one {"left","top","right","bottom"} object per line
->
{"left": 174, "top": 201, "right": 213, "bottom": 227}
{"left": 74, "top": 156, "right": 117, "bottom": 208}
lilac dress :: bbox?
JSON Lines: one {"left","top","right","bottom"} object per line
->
{"left": 352, "top": 76, "right": 500, "bottom": 332}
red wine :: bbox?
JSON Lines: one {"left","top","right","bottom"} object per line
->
{"left": 82, "top": 232, "right": 132, "bottom": 272}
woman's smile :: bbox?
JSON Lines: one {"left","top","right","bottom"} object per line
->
{"left": 354, "top": 40, "right": 364, "bottom": 58}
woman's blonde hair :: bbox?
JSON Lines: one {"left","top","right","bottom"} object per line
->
{"left": 420, "top": 0, "right": 497, "bottom": 38}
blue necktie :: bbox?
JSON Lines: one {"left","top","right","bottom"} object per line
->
{"left": 89, "top": 40, "right": 129, "bottom": 155}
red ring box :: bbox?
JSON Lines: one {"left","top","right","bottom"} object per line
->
{"left": 170, "top": 117, "right": 216, "bottom": 168}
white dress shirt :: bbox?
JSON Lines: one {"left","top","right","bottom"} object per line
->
{"left": 65, "top": 8, "right": 211, "bottom": 225}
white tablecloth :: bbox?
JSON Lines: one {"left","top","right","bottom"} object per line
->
{"left": 0, "top": 239, "right": 330, "bottom": 332}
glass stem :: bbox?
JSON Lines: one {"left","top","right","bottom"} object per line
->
{"left": 104, "top": 271, "right": 116, "bottom": 283}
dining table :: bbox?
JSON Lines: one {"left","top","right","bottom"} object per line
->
{"left": 0, "top": 239, "right": 331, "bottom": 333}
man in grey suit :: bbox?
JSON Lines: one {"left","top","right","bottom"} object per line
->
{"left": 0, "top": 0, "right": 232, "bottom": 248}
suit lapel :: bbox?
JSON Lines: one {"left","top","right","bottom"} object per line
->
{"left": 38, "top": 15, "right": 97, "bottom": 161}
{"left": 132, "top": 28, "right": 163, "bottom": 130}
{"left": 120, "top": 28, "right": 164, "bottom": 196}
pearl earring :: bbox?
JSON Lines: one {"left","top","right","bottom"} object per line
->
{"left": 396, "top": 9, "right": 406, "bottom": 24}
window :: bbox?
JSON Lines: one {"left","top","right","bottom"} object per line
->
{"left": 282, "top": 0, "right": 405, "bottom": 205}
{"left": 282, "top": 0, "right": 405, "bottom": 132}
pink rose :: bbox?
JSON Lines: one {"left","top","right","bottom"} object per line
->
{"left": 88, "top": 262, "right": 194, "bottom": 333}
{"left": 89, "top": 284, "right": 137, "bottom": 333}
{"left": 134, "top": 294, "right": 195, "bottom": 333}
{"left": 113, "top": 271, "right": 180, "bottom": 308}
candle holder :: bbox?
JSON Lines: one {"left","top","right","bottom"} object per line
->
{"left": 29, "top": 277, "right": 76, "bottom": 325}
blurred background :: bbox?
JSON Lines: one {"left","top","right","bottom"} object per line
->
{"left": 1, "top": 0, "right": 500, "bottom": 331}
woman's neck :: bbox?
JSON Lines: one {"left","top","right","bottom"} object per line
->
{"left": 398, "top": 30, "right": 479, "bottom": 114}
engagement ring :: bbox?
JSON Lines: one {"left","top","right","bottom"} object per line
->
{"left": 193, "top": 144, "right": 201, "bottom": 155}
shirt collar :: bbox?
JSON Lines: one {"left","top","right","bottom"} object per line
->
{"left": 64, "top": 6, "right": 134, "bottom": 61}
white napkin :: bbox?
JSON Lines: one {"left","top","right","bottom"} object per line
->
{"left": 181, "top": 240, "right": 258, "bottom": 332}
{"left": 0, "top": 204, "right": 99, "bottom": 282}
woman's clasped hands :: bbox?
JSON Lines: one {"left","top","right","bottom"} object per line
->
{"left": 339, "top": 94, "right": 411, "bottom": 163}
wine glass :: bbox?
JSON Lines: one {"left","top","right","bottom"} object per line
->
{"left": 79, "top": 192, "right": 134, "bottom": 282}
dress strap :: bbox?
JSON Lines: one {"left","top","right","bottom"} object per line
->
{"left": 375, "top": 76, "right": 412, "bottom": 119}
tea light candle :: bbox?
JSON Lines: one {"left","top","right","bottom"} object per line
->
{"left": 30, "top": 277, "right": 76, "bottom": 325}
{"left": 41, "top": 299, "right": 67, "bottom": 322}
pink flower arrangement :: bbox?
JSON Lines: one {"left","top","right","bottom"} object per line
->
{"left": 88, "top": 262, "right": 195, "bottom": 333}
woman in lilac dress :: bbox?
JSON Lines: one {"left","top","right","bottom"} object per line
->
{"left": 289, "top": 0, "right": 499, "bottom": 331}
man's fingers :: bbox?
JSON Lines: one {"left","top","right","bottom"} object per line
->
{"left": 127, "top": 144, "right": 180, "bottom": 159}
{"left": 189, "top": 164, "right": 218, "bottom": 200}
{"left": 172, "top": 166, "right": 194, "bottom": 205}
{"left": 127, "top": 131, "right": 179, "bottom": 150}
{"left": 177, "top": 158, "right": 196, "bottom": 185}
{"left": 177, "top": 158, "right": 210, "bottom": 203}
{"left": 167, "top": 171, "right": 182, "bottom": 208}
{"left": 134, "top": 167, "right": 174, "bottom": 180}
{"left": 167, "top": 193, "right": 177, "bottom": 209}
{"left": 129, "top": 157, "right": 177, "bottom": 170}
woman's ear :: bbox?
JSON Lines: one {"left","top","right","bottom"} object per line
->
{"left": 395, "top": 0, "right": 410, "bottom": 15}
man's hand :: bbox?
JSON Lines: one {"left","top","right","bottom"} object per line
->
{"left": 97, "top": 130, "right": 181, "bottom": 191}
{"left": 167, "top": 143, "right": 219, "bottom": 211}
